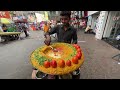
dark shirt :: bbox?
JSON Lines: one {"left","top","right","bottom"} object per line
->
{"left": 45, "top": 25, "right": 77, "bottom": 44}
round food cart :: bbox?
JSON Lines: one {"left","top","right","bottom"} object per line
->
{"left": 30, "top": 43, "right": 84, "bottom": 79}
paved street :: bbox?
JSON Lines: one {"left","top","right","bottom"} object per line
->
{"left": 0, "top": 30, "right": 45, "bottom": 79}
{"left": 78, "top": 30, "right": 120, "bottom": 79}
{"left": 0, "top": 30, "right": 120, "bottom": 79}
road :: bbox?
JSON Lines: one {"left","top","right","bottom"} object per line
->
{"left": 0, "top": 30, "right": 45, "bottom": 79}
{"left": 0, "top": 29, "right": 120, "bottom": 79}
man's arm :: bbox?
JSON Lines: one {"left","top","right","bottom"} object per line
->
{"left": 44, "top": 26, "right": 57, "bottom": 45}
{"left": 72, "top": 29, "right": 77, "bottom": 44}
{"left": 44, "top": 26, "right": 57, "bottom": 36}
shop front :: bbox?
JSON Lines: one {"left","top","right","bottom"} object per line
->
{"left": 102, "top": 11, "right": 120, "bottom": 49}
{"left": 87, "top": 11, "right": 100, "bottom": 34}
{"left": 103, "top": 11, "right": 120, "bottom": 39}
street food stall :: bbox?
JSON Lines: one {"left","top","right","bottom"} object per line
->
{"left": 0, "top": 32, "right": 21, "bottom": 42}
{"left": 30, "top": 43, "right": 84, "bottom": 79}
{"left": 14, "top": 18, "right": 28, "bottom": 23}
{"left": 0, "top": 18, "right": 21, "bottom": 42}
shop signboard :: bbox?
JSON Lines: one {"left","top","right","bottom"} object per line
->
{"left": 28, "top": 14, "right": 36, "bottom": 22}
{"left": 13, "top": 17, "right": 18, "bottom": 21}
{"left": 35, "top": 13, "right": 43, "bottom": 22}
{"left": 0, "top": 11, "right": 11, "bottom": 19}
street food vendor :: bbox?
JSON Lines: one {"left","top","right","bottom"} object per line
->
{"left": 32, "top": 11, "right": 78, "bottom": 79}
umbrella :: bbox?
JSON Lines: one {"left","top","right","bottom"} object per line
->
{"left": 14, "top": 19, "right": 27, "bottom": 23}
{"left": 0, "top": 18, "right": 14, "bottom": 24}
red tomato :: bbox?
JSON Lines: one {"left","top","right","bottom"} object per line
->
{"left": 73, "top": 44, "right": 80, "bottom": 48}
{"left": 73, "top": 44, "right": 77, "bottom": 48}
{"left": 50, "top": 60, "right": 57, "bottom": 68}
{"left": 78, "top": 52, "right": 82, "bottom": 58}
{"left": 76, "top": 53, "right": 82, "bottom": 59}
{"left": 58, "top": 60, "right": 65, "bottom": 68}
{"left": 44, "top": 61, "right": 50, "bottom": 68}
{"left": 72, "top": 57, "right": 78, "bottom": 64}
{"left": 76, "top": 45, "right": 80, "bottom": 49}
{"left": 73, "top": 44, "right": 77, "bottom": 46}
{"left": 77, "top": 48, "right": 81, "bottom": 53}
{"left": 66, "top": 60, "right": 71, "bottom": 66}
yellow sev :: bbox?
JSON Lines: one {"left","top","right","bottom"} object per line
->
{"left": 30, "top": 43, "right": 84, "bottom": 75}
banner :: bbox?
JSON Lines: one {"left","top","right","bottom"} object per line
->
{"left": 28, "top": 15, "right": 36, "bottom": 22}
{"left": 35, "top": 13, "right": 45, "bottom": 22}
{"left": 0, "top": 11, "right": 11, "bottom": 19}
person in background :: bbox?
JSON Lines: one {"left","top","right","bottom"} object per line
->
{"left": 2, "top": 24, "right": 7, "bottom": 32}
{"left": 0, "top": 24, "right": 3, "bottom": 32}
{"left": 0, "top": 24, "right": 4, "bottom": 42}
{"left": 15, "top": 23, "right": 20, "bottom": 32}
{"left": 43, "top": 22, "right": 49, "bottom": 33}
{"left": 84, "top": 25, "right": 92, "bottom": 33}
{"left": 21, "top": 23, "right": 29, "bottom": 37}
{"left": 1, "top": 24, "right": 8, "bottom": 41}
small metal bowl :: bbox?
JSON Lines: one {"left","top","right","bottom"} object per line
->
{"left": 35, "top": 71, "right": 47, "bottom": 79}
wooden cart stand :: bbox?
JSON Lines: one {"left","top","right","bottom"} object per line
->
{"left": 0, "top": 32, "right": 21, "bottom": 42}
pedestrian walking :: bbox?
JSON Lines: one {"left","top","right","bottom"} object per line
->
{"left": 21, "top": 23, "right": 29, "bottom": 37}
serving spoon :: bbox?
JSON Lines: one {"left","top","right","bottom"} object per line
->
{"left": 48, "top": 46, "right": 58, "bottom": 52}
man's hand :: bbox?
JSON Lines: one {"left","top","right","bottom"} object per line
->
{"left": 44, "top": 38, "right": 51, "bottom": 46}
{"left": 44, "top": 34, "right": 51, "bottom": 46}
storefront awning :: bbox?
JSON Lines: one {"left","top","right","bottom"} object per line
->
{"left": 14, "top": 19, "right": 28, "bottom": 23}
{"left": 0, "top": 18, "right": 14, "bottom": 24}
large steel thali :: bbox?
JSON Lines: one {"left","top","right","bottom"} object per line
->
{"left": 30, "top": 43, "right": 84, "bottom": 75}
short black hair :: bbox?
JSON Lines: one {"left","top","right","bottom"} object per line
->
{"left": 60, "top": 11, "right": 71, "bottom": 18}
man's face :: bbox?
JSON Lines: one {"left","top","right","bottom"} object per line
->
{"left": 60, "top": 16, "right": 70, "bottom": 26}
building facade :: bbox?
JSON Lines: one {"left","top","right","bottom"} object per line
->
{"left": 49, "top": 11, "right": 60, "bottom": 21}
{"left": 103, "top": 11, "right": 120, "bottom": 39}
{"left": 87, "top": 11, "right": 120, "bottom": 41}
